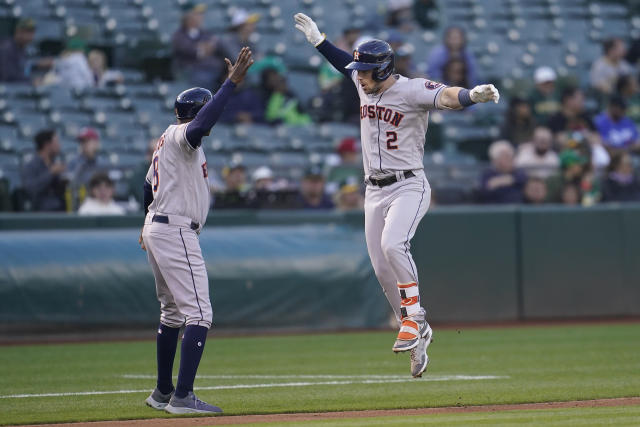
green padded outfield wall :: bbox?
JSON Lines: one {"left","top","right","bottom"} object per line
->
{"left": 0, "top": 205, "right": 638, "bottom": 332}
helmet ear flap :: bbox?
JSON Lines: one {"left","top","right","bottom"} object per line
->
{"left": 373, "top": 59, "right": 394, "bottom": 81}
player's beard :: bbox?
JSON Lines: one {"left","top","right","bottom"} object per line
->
{"left": 364, "top": 81, "right": 383, "bottom": 95}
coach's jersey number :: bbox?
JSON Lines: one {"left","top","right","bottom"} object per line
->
{"left": 386, "top": 131, "right": 398, "bottom": 150}
{"left": 152, "top": 156, "right": 159, "bottom": 192}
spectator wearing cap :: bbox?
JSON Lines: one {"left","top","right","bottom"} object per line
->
{"left": 246, "top": 166, "right": 281, "bottom": 209}
{"left": 78, "top": 172, "right": 125, "bottom": 216}
{"left": 67, "top": 127, "right": 106, "bottom": 210}
{"left": 334, "top": 177, "right": 364, "bottom": 212}
{"left": 21, "top": 129, "right": 66, "bottom": 211}
{"left": 500, "top": 97, "right": 536, "bottom": 146}
{"left": 601, "top": 152, "right": 640, "bottom": 202}
{"left": 478, "top": 140, "right": 527, "bottom": 204}
{"left": 222, "top": 9, "right": 261, "bottom": 60}
{"left": 294, "top": 167, "right": 334, "bottom": 209}
{"left": 594, "top": 95, "right": 640, "bottom": 153}
{"left": 546, "top": 149, "right": 600, "bottom": 205}
{"left": 427, "top": 26, "right": 478, "bottom": 86}
{"left": 172, "top": 2, "right": 224, "bottom": 89}
{"left": 515, "top": 126, "right": 560, "bottom": 179}
{"left": 0, "top": 18, "right": 52, "bottom": 82}
{"left": 53, "top": 38, "right": 94, "bottom": 90}
{"left": 528, "top": 66, "right": 561, "bottom": 124}
{"left": 214, "top": 164, "right": 251, "bottom": 209}
{"left": 590, "top": 37, "right": 635, "bottom": 96}
{"left": 327, "top": 137, "right": 363, "bottom": 194}
{"left": 616, "top": 75, "right": 640, "bottom": 127}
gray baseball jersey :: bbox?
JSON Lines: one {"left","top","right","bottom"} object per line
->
{"left": 351, "top": 72, "right": 446, "bottom": 178}
{"left": 145, "top": 123, "right": 210, "bottom": 226}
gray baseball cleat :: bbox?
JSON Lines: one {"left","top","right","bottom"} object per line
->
{"left": 164, "top": 391, "right": 223, "bottom": 414}
{"left": 145, "top": 388, "right": 174, "bottom": 410}
{"left": 392, "top": 312, "right": 430, "bottom": 352}
{"left": 410, "top": 323, "right": 433, "bottom": 378}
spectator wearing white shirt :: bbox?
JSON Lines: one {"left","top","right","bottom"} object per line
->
{"left": 78, "top": 172, "right": 125, "bottom": 216}
{"left": 515, "top": 126, "right": 560, "bottom": 179}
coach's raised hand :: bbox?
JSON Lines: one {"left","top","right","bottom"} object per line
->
{"left": 225, "top": 47, "right": 254, "bottom": 85}
{"left": 294, "top": 13, "right": 325, "bottom": 46}
{"left": 470, "top": 84, "right": 500, "bottom": 104}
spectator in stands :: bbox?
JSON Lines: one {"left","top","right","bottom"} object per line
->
{"left": 0, "top": 18, "right": 33, "bottom": 82}
{"left": 413, "top": 0, "right": 439, "bottom": 30}
{"left": 601, "top": 152, "right": 640, "bottom": 202}
{"left": 53, "top": 38, "right": 94, "bottom": 90}
{"left": 218, "top": 78, "right": 264, "bottom": 124}
{"left": 595, "top": 95, "right": 640, "bottom": 154}
{"left": 334, "top": 178, "right": 364, "bottom": 212}
{"left": 590, "top": 37, "right": 634, "bottom": 96}
{"left": 478, "top": 140, "right": 526, "bottom": 204}
{"left": 78, "top": 172, "right": 125, "bottom": 215}
{"left": 386, "top": 0, "right": 415, "bottom": 33}
{"left": 616, "top": 75, "right": 640, "bottom": 126}
{"left": 327, "top": 137, "right": 363, "bottom": 194}
{"left": 294, "top": 166, "right": 334, "bottom": 209}
{"left": 441, "top": 58, "right": 468, "bottom": 88}
{"left": 87, "top": 49, "right": 124, "bottom": 87}
{"left": 318, "top": 25, "right": 362, "bottom": 91}
{"left": 528, "top": 66, "right": 561, "bottom": 125}
{"left": 67, "top": 127, "right": 103, "bottom": 188}
{"left": 128, "top": 138, "right": 156, "bottom": 205}
{"left": 547, "top": 149, "right": 600, "bottom": 206}
{"left": 515, "top": 126, "right": 560, "bottom": 179}
{"left": 172, "top": 3, "right": 224, "bottom": 89}
{"left": 523, "top": 177, "right": 548, "bottom": 205}
{"left": 261, "top": 67, "right": 311, "bottom": 126}
{"left": 501, "top": 97, "right": 536, "bottom": 146}
{"left": 21, "top": 129, "right": 66, "bottom": 211}
{"left": 223, "top": 9, "right": 260, "bottom": 59}
{"left": 547, "top": 87, "right": 609, "bottom": 171}
{"left": 214, "top": 164, "right": 250, "bottom": 209}
{"left": 395, "top": 44, "right": 423, "bottom": 78}
{"left": 427, "top": 26, "right": 478, "bottom": 85}
{"left": 246, "top": 166, "right": 279, "bottom": 209}
{"left": 561, "top": 183, "right": 580, "bottom": 205}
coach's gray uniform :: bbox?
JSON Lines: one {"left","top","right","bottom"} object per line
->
{"left": 352, "top": 72, "right": 446, "bottom": 323}
{"left": 142, "top": 123, "right": 212, "bottom": 329}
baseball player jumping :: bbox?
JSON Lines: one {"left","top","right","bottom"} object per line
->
{"left": 139, "top": 47, "right": 253, "bottom": 413}
{"left": 294, "top": 13, "right": 499, "bottom": 377}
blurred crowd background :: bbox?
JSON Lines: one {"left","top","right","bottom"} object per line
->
{"left": 1, "top": 0, "right": 640, "bottom": 215}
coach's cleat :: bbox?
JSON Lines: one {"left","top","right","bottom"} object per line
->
{"left": 392, "top": 315, "right": 430, "bottom": 353}
{"left": 410, "top": 323, "right": 433, "bottom": 378}
{"left": 145, "top": 388, "right": 174, "bottom": 410}
{"left": 165, "top": 391, "right": 223, "bottom": 414}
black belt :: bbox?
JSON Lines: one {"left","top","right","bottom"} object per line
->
{"left": 152, "top": 215, "right": 199, "bottom": 231}
{"left": 368, "top": 170, "right": 415, "bottom": 187}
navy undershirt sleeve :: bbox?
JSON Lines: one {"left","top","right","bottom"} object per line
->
{"left": 143, "top": 181, "right": 153, "bottom": 215}
{"left": 185, "top": 79, "right": 237, "bottom": 148}
{"left": 316, "top": 39, "right": 353, "bottom": 78}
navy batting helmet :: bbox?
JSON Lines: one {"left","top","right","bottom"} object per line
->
{"left": 174, "top": 87, "right": 212, "bottom": 120}
{"left": 345, "top": 39, "right": 395, "bottom": 82}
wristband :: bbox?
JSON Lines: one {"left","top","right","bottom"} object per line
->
{"left": 458, "top": 89, "right": 476, "bottom": 107}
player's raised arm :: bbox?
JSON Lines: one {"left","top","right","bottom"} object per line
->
{"left": 436, "top": 84, "right": 500, "bottom": 110}
{"left": 185, "top": 47, "right": 254, "bottom": 148}
{"left": 294, "top": 13, "right": 352, "bottom": 77}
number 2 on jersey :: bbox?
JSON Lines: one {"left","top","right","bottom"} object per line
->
{"left": 152, "top": 156, "right": 159, "bottom": 192}
{"left": 386, "top": 131, "right": 398, "bottom": 150}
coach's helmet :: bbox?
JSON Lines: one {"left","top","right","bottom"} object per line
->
{"left": 174, "top": 87, "right": 212, "bottom": 120}
{"left": 345, "top": 39, "right": 395, "bottom": 82}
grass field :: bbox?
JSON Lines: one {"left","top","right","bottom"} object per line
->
{"left": 0, "top": 323, "right": 638, "bottom": 426}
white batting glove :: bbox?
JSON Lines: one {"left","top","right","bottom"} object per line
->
{"left": 470, "top": 84, "right": 500, "bottom": 104}
{"left": 294, "top": 13, "right": 325, "bottom": 47}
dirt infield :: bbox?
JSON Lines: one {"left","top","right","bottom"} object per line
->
{"left": 19, "top": 397, "right": 640, "bottom": 427}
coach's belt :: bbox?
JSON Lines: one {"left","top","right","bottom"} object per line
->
{"left": 368, "top": 170, "right": 415, "bottom": 187}
{"left": 152, "top": 214, "right": 199, "bottom": 231}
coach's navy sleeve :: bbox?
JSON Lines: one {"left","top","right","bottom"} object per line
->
{"left": 143, "top": 181, "right": 153, "bottom": 215}
{"left": 185, "top": 79, "right": 237, "bottom": 148}
{"left": 316, "top": 39, "right": 353, "bottom": 78}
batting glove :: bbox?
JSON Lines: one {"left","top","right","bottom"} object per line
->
{"left": 294, "top": 13, "right": 325, "bottom": 47}
{"left": 470, "top": 84, "right": 500, "bottom": 104}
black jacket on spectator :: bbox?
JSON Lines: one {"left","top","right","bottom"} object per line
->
{"left": 21, "top": 155, "right": 66, "bottom": 211}
{"left": 601, "top": 173, "right": 640, "bottom": 202}
{"left": 478, "top": 168, "right": 527, "bottom": 204}
{"left": 0, "top": 38, "right": 28, "bottom": 81}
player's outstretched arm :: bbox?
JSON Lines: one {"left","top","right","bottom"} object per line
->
{"left": 294, "top": 13, "right": 352, "bottom": 77}
{"left": 185, "top": 47, "right": 254, "bottom": 148}
{"left": 436, "top": 84, "right": 500, "bottom": 110}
